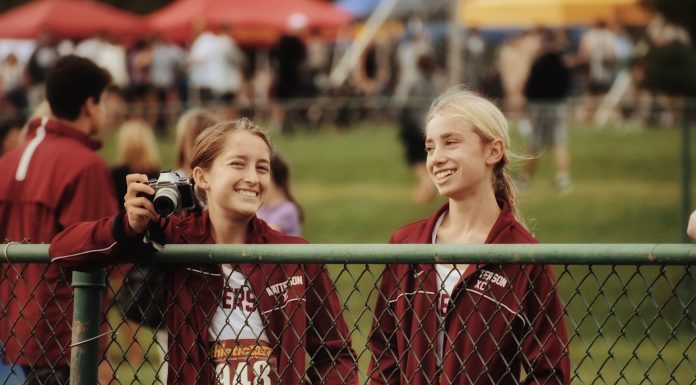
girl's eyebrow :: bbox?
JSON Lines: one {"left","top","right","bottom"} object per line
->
{"left": 427, "top": 132, "right": 460, "bottom": 141}
{"left": 440, "top": 132, "right": 461, "bottom": 139}
{"left": 224, "top": 153, "right": 271, "bottom": 163}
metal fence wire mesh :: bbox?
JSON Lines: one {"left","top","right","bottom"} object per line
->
{"left": 1, "top": 256, "right": 696, "bottom": 385}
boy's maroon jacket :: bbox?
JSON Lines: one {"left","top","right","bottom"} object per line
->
{"left": 0, "top": 118, "right": 117, "bottom": 367}
{"left": 49, "top": 212, "right": 357, "bottom": 385}
{"left": 368, "top": 202, "right": 571, "bottom": 385}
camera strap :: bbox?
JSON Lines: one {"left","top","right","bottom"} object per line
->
{"left": 143, "top": 220, "right": 167, "bottom": 252}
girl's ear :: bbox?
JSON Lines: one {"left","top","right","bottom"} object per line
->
{"left": 192, "top": 166, "right": 209, "bottom": 190}
{"left": 83, "top": 96, "right": 96, "bottom": 117}
{"left": 485, "top": 138, "right": 505, "bottom": 165}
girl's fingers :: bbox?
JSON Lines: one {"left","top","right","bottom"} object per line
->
{"left": 126, "top": 173, "right": 149, "bottom": 184}
{"left": 125, "top": 206, "right": 157, "bottom": 234}
{"left": 128, "top": 206, "right": 157, "bottom": 221}
{"left": 124, "top": 197, "right": 156, "bottom": 215}
{"left": 125, "top": 173, "right": 154, "bottom": 200}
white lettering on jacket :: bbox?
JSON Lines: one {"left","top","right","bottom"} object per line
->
{"left": 265, "top": 275, "right": 304, "bottom": 297}
{"left": 477, "top": 269, "right": 509, "bottom": 288}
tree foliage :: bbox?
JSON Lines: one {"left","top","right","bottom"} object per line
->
{"left": 642, "top": 42, "right": 696, "bottom": 96}
{"left": 640, "top": 0, "right": 696, "bottom": 96}
{"left": 642, "top": 0, "right": 696, "bottom": 41}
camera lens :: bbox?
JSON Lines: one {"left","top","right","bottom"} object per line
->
{"left": 153, "top": 187, "right": 179, "bottom": 216}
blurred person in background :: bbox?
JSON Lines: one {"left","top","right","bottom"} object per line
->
{"left": 0, "top": 53, "right": 24, "bottom": 93}
{"left": 306, "top": 28, "right": 330, "bottom": 93}
{"left": 354, "top": 34, "right": 393, "bottom": 120}
{"left": 188, "top": 24, "right": 245, "bottom": 112}
{"left": 128, "top": 38, "right": 153, "bottom": 89}
{"left": 149, "top": 35, "right": 187, "bottom": 131}
{"left": 49, "top": 118, "right": 358, "bottom": 385}
{"left": 174, "top": 108, "right": 221, "bottom": 177}
{"left": 0, "top": 55, "right": 117, "bottom": 385}
{"left": 25, "top": 32, "right": 59, "bottom": 109}
{"left": 578, "top": 21, "right": 617, "bottom": 120}
{"left": 462, "top": 27, "right": 486, "bottom": 90}
{"left": 110, "top": 119, "right": 168, "bottom": 383}
{"left": 397, "top": 54, "right": 443, "bottom": 203}
{"left": 257, "top": 153, "right": 303, "bottom": 236}
{"left": 76, "top": 33, "right": 129, "bottom": 90}
{"left": 1, "top": 53, "right": 28, "bottom": 115}
{"left": 520, "top": 29, "right": 573, "bottom": 193}
{"left": 111, "top": 120, "right": 162, "bottom": 211}
{"left": 394, "top": 18, "right": 433, "bottom": 101}
{"left": 304, "top": 28, "right": 331, "bottom": 128}
{"left": 271, "top": 16, "right": 309, "bottom": 133}
{"left": 101, "top": 85, "right": 128, "bottom": 132}
{"left": 0, "top": 117, "right": 23, "bottom": 156}
{"left": 127, "top": 39, "right": 160, "bottom": 128}
{"left": 368, "top": 87, "right": 570, "bottom": 385}
{"left": 496, "top": 29, "right": 541, "bottom": 136}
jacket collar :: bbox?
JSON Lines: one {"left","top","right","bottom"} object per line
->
{"left": 26, "top": 117, "right": 102, "bottom": 150}
{"left": 417, "top": 198, "right": 515, "bottom": 244}
{"left": 174, "top": 212, "right": 278, "bottom": 278}
{"left": 415, "top": 199, "right": 517, "bottom": 276}
{"left": 176, "top": 211, "right": 270, "bottom": 245}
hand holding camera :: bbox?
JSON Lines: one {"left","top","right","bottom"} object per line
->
{"left": 139, "top": 170, "right": 196, "bottom": 217}
{"left": 124, "top": 173, "right": 158, "bottom": 234}
{"left": 124, "top": 170, "right": 196, "bottom": 234}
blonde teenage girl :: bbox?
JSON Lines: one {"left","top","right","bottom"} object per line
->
{"left": 368, "top": 87, "right": 571, "bottom": 385}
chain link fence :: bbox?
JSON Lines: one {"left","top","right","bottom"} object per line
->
{"left": 1, "top": 244, "right": 695, "bottom": 385}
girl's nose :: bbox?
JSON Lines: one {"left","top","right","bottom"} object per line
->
{"left": 428, "top": 147, "right": 446, "bottom": 165}
{"left": 243, "top": 167, "right": 259, "bottom": 184}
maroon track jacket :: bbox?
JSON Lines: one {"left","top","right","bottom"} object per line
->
{"left": 368, "top": 202, "right": 571, "bottom": 385}
{"left": 49, "top": 212, "right": 357, "bottom": 385}
{"left": 0, "top": 118, "right": 117, "bottom": 367}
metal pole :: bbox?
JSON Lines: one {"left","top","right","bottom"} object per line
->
{"left": 448, "top": 0, "right": 463, "bottom": 85}
{"left": 328, "top": 0, "right": 399, "bottom": 88}
{"left": 682, "top": 99, "right": 692, "bottom": 242}
{"left": 70, "top": 270, "right": 106, "bottom": 385}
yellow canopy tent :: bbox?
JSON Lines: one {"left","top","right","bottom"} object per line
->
{"left": 460, "top": 0, "right": 653, "bottom": 28}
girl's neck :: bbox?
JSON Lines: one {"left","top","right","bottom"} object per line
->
{"left": 208, "top": 207, "right": 249, "bottom": 244}
{"left": 442, "top": 188, "right": 501, "bottom": 243}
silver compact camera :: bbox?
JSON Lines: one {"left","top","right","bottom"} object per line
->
{"left": 143, "top": 169, "right": 196, "bottom": 217}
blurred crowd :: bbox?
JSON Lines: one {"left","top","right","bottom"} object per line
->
{"left": 0, "top": 14, "right": 693, "bottom": 143}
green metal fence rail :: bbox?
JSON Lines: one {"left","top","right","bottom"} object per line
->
{"left": 4, "top": 243, "right": 696, "bottom": 264}
{"left": 2, "top": 243, "right": 695, "bottom": 385}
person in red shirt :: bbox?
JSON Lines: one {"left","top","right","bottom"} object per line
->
{"left": 368, "top": 87, "right": 571, "bottom": 385}
{"left": 0, "top": 55, "right": 117, "bottom": 385}
{"left": 49, "top": 119, "right": 358, "bottom": 385}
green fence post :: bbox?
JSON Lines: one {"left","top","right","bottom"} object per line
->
{"left": 682, "top": 99, "right": 693, "bottom": 242}
{"left": 70, "top": 269, "right": 106, "bottom": 385}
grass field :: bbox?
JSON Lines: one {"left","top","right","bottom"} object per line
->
{"left": 97, "top": 121, "right": 696, "bottom": 384}
{"left": 101, "top": 120, "right": 694, "bottom": 243}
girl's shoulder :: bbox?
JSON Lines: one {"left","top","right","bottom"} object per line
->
{"left": 390, "top": 205, "right": 448, "bottom": 244}
{"left": 495, "top": 222, "right": 538, "bottom": 245}
{"left": 251, "top": 216, "right": 308, "bottom": 245}
{"left": 390, "top": 218, "right": 432, "bottom": 244}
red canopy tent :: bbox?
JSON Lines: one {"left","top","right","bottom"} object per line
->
{"left": 0, "top": 0, "right": 145, "bottom": 41}
{"left": 148, "top": 0, "right": 352, "bottom": 45}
